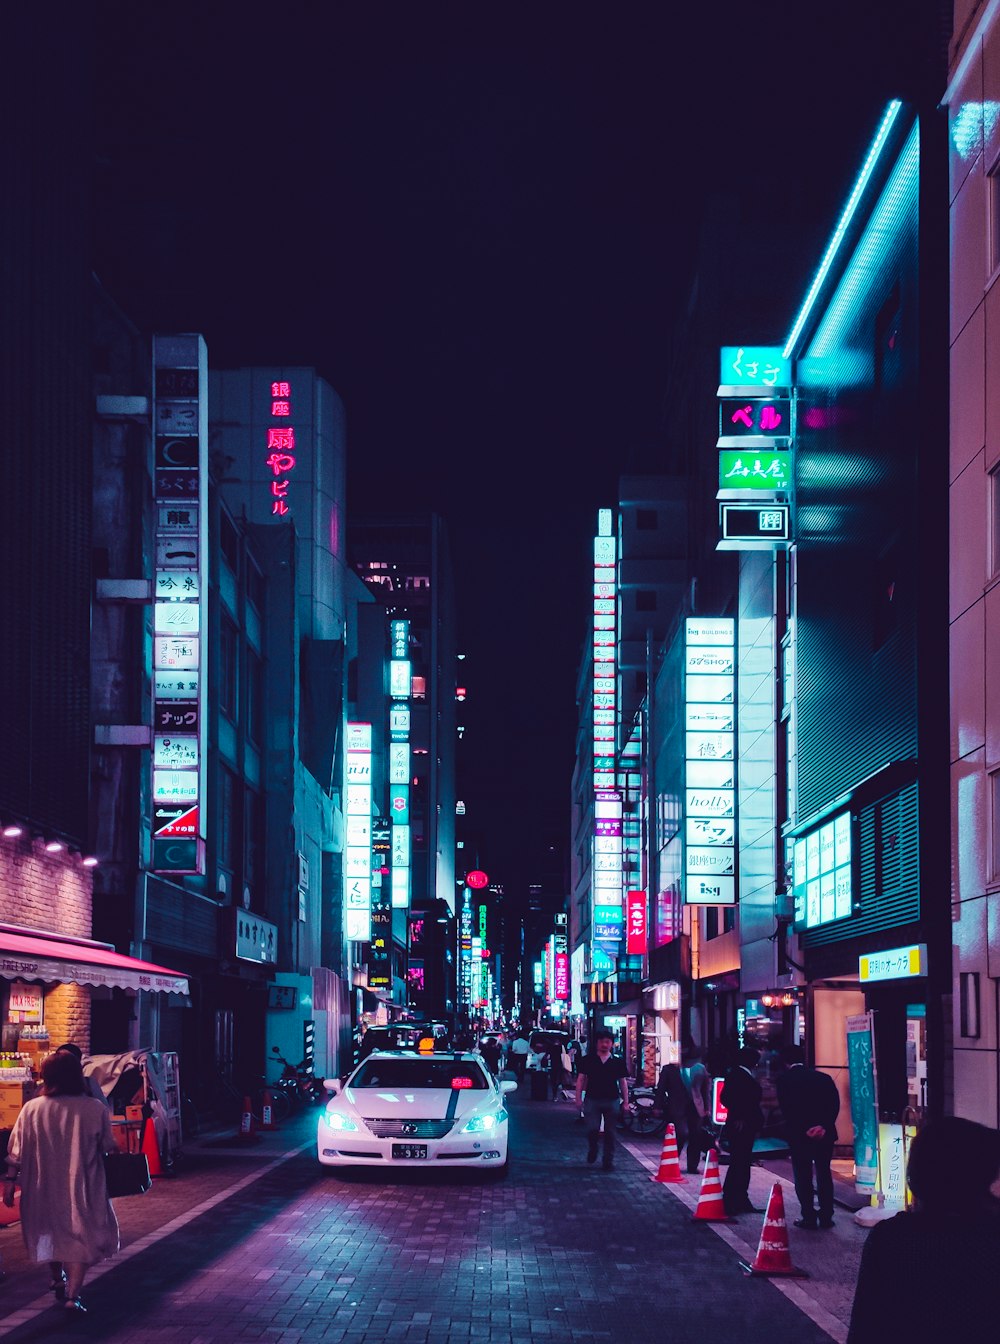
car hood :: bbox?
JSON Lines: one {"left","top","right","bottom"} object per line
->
{"left": 339, "top": 1087, "right": 490, "bottom": 1120}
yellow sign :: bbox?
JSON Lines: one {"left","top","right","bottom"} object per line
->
{"left": 859, "top": 944, "right": 926, "bottom": 983}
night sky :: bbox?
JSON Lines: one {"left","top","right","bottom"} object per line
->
{"left": 91, "top": 2, "right": 947, "bottom": 896}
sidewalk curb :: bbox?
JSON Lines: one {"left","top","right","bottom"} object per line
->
{"left": 0, "top": 1135, "right": 315, "bottom": 1340}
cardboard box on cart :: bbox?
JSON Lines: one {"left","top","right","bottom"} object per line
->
{"left": 0, "top": 1082, "right": 34, "bottom": 1128}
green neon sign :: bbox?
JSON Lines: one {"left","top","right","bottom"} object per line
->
{"left": 718, "top": 450, "right": 792, "bottom": 492}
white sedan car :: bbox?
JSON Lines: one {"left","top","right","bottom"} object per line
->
{"left": 318, "top": 1050, "right": 515, "bottom": 1176}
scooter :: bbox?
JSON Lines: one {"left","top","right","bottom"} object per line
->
{"left": 270, "top": 1047, "right": 324, "bottom": 1104}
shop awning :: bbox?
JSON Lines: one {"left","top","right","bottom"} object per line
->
{"left": 0, "top": 930, "right": 189, "bottom": 997}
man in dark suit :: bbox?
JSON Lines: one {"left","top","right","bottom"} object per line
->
{"left": 720, "top": 1045, "right": 763, "bottom": 1215}
{"left": 776, "top": 1043, "right": 840, "bottom": 1229}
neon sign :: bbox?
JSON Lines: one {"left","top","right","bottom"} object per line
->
{"left": 684, "top": 618, "right": 737, "bottom": 905}
{"left": 265, "top": 382, "right": 297, "bottom": 516}
{"left": 718, "top": 450, "right": 792, "bottom": 492}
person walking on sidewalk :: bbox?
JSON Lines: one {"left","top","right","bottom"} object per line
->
{"left": 681, "top": 1047, "right": 711, "bottom": 1174}
{"left": 775, "top": 1043, "right": 840, "bottom": 1230}
{"left": 575, "top": 1030, "right": 630, "bottom": 1171}
{"left": 509, "top": 1033, "right": 530, "bottom": 1082}
{"left": 2, "top": 1051, "right": 119, "bottom": 1314}
{"left": 654, "top": 1061, "right": 692, "bottom": 1164}
{"left": 847, "top": 1116, "right": 1000, "bottom": 1343}
{"left": 720, "top": 1045, "right": 763, "bottom": 1215}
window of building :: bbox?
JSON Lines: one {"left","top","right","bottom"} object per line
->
{"left": 991, "top": 465, "right": 1000, "bottom": 577}
{"left": 220, "top": 512, "right": 239, "bottom": 573}
{"left": 246, "top": 561, "right": 265, "bottom": 615}
{"left": 992, "top": 771, "right": 1000, "bottom": 881}
{"left": 872, "top": 542, "right": 899, "bottom": 652}
{"left": 245, "top": 787, "right": 264, "bottom": 893}
{"left": 990, "top": 159, "right": 1000, "bottom": 276}
{"left": 218, "top": 767, "right": 239, "bottom": 872}
{"left": 960, "top": 971, "right": 980, "bottom": 1038}
{"left": 220, "top": 618, "right": 238, "bottom": 719}
{"left": 246, "top": 648, "right": 263, "bottom": 745}
{"left": 636, "top": 590, "right": 657, "bottom": 612}
{"left": 636, "top": 509, "right": 657, "bottom": 530}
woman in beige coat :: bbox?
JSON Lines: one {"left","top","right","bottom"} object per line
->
{"left": 2, "top": 1050, "right": 119, "bottom": 1313}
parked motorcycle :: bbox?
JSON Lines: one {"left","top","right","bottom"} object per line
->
{"left": 270, "top": 1047, "right": 324, "bottom": 1105}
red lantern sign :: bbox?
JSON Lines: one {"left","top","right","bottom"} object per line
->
{"left": 465, "top": 870, "right": 488, "bottom": 889}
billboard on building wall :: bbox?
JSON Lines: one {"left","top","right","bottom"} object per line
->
{"left": 792, "top": 810, "right": 855, "bottom": 929}
{"left": 151, "top": 337, "right": 208, "bottom": 875}
{"left": 590, "top": 509, "right": 621, "bottom": 971}
{"left": 344, "top": 722, "right": 372, "bottom": 942}
{"left": 684, "top": 618, "right": 736, "bottom": 904}
{"left": 390, "top": 620, "right": 411, "bottom": 909}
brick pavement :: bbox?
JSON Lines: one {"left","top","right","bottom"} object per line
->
{"left": 0, "top": 1091, "right": 858, "bottom": 1342}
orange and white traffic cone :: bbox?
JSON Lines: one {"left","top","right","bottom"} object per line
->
{"left": 259, "top": 1090, "right": 278, "bottom": 1131}
{"left": 236, "top": 1096, "right": 260, "bottom": 1144}
{"left": 692, "top": 1148, "right": 733, "bottom": 1221}
{"left": 739, "top": 1182, "right": 809, "bottom": 1277}
{"left": 652, "top": 1123, "right": 687, "bottom": 1183}
{"left": 140, "top": 1115, "right": 163, "bottom": 1177}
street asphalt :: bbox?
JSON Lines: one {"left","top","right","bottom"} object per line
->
{"left": 0, "top": 1086, "right": 867, "bottom": 1342}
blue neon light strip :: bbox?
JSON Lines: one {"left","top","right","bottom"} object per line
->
{"left": 782, "top": 100, "right": 903, "bottom": 361}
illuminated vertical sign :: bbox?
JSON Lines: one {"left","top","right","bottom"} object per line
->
{"left": 591, "top": 509, "right": 622, "bottom": 968}
{"left": 368, "top": 824, "right": 391, "bottom": 989}
{"left": 625, "top": 890, "right": 647, "bottom": 954}
{"left": 389, "top": 619, "right": 411, "bottom": 909}
{"left": 593, "top": 512, "right": 617, "bottom": 793}
{"left": 554, "top": 950, "right": 569, "bottom": 999}
{"left": 151, "top": 336, "right": 208, "bottom": 874}
{"left": 264, "top": 379, "right": 298, "bottom": 517}
{"left": 344, "top": 721, "right": 372, "bottom": 941}
{"left": 684, "top": 618, "right": 737, "bottom": 904}
{"left": 552, "top": 930, "right": 568, "bottom": 1001}
{"left": 460, "top": 889, "right": 473, "bottom": 1011}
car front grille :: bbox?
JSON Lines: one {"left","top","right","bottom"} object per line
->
{"left": 363, "top": 1119, "right": 454, "bottom": 1139}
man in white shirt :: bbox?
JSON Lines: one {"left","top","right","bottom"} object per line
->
{"left": 509, "top": 1033, "right": 530, "bottom": 1082}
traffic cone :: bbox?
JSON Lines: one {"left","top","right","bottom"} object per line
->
{"left": 259, "top": 1089, "right": 278, "bottom": 1131}
{"left": 140, "top": 1115, "right": 163, "bottom": 1178}
{"left": 236, "top": 1095, "right": 261, "bottom": 1144}
{"left": 652, "top": 1123, "right": 687, "bottom": 1183}
{"left": 739, "top": 1183, "right": 809, "bottom": 1278}
{"left": 692, "top": 1148, "right": 733, "bottom": 1221}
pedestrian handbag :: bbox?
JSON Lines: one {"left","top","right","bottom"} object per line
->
{"left": 103, "top": 1150, "right": 152, "bottom": 1197}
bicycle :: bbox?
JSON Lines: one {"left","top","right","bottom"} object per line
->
{"left": 620, "top": 1086, "right": 668, "bottom": 1137}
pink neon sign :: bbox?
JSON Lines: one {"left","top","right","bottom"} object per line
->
{"left": 265, "top": 387, "right": 297, "bottom": 516}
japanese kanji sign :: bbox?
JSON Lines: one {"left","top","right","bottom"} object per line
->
{"left": 718, "top": 345, "right": 790, "bottom": 389}
{"left": 718, "top": 450, "right": 792, "bottom": 491}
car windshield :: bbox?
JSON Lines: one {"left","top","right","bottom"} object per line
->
{"left": 351, "top": 1059, "right": 490, "bottom": 1090}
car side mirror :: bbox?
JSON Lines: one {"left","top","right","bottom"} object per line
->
{"left": 323, "top": 1079, "right": 339, "bottom": 1095}
{"left": 500, "top": 1079, "right": 517, "bottom": 1094}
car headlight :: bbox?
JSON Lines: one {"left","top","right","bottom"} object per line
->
{"left": 323, "top": 1111, "right": 358, "bottom": 1132}
{"left": 462, "top": 1110, "right": 505, "bottom": 1133}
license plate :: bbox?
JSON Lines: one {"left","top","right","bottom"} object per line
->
{"left": 392, "top": 1143, "right": 427, "bottom": 1160}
